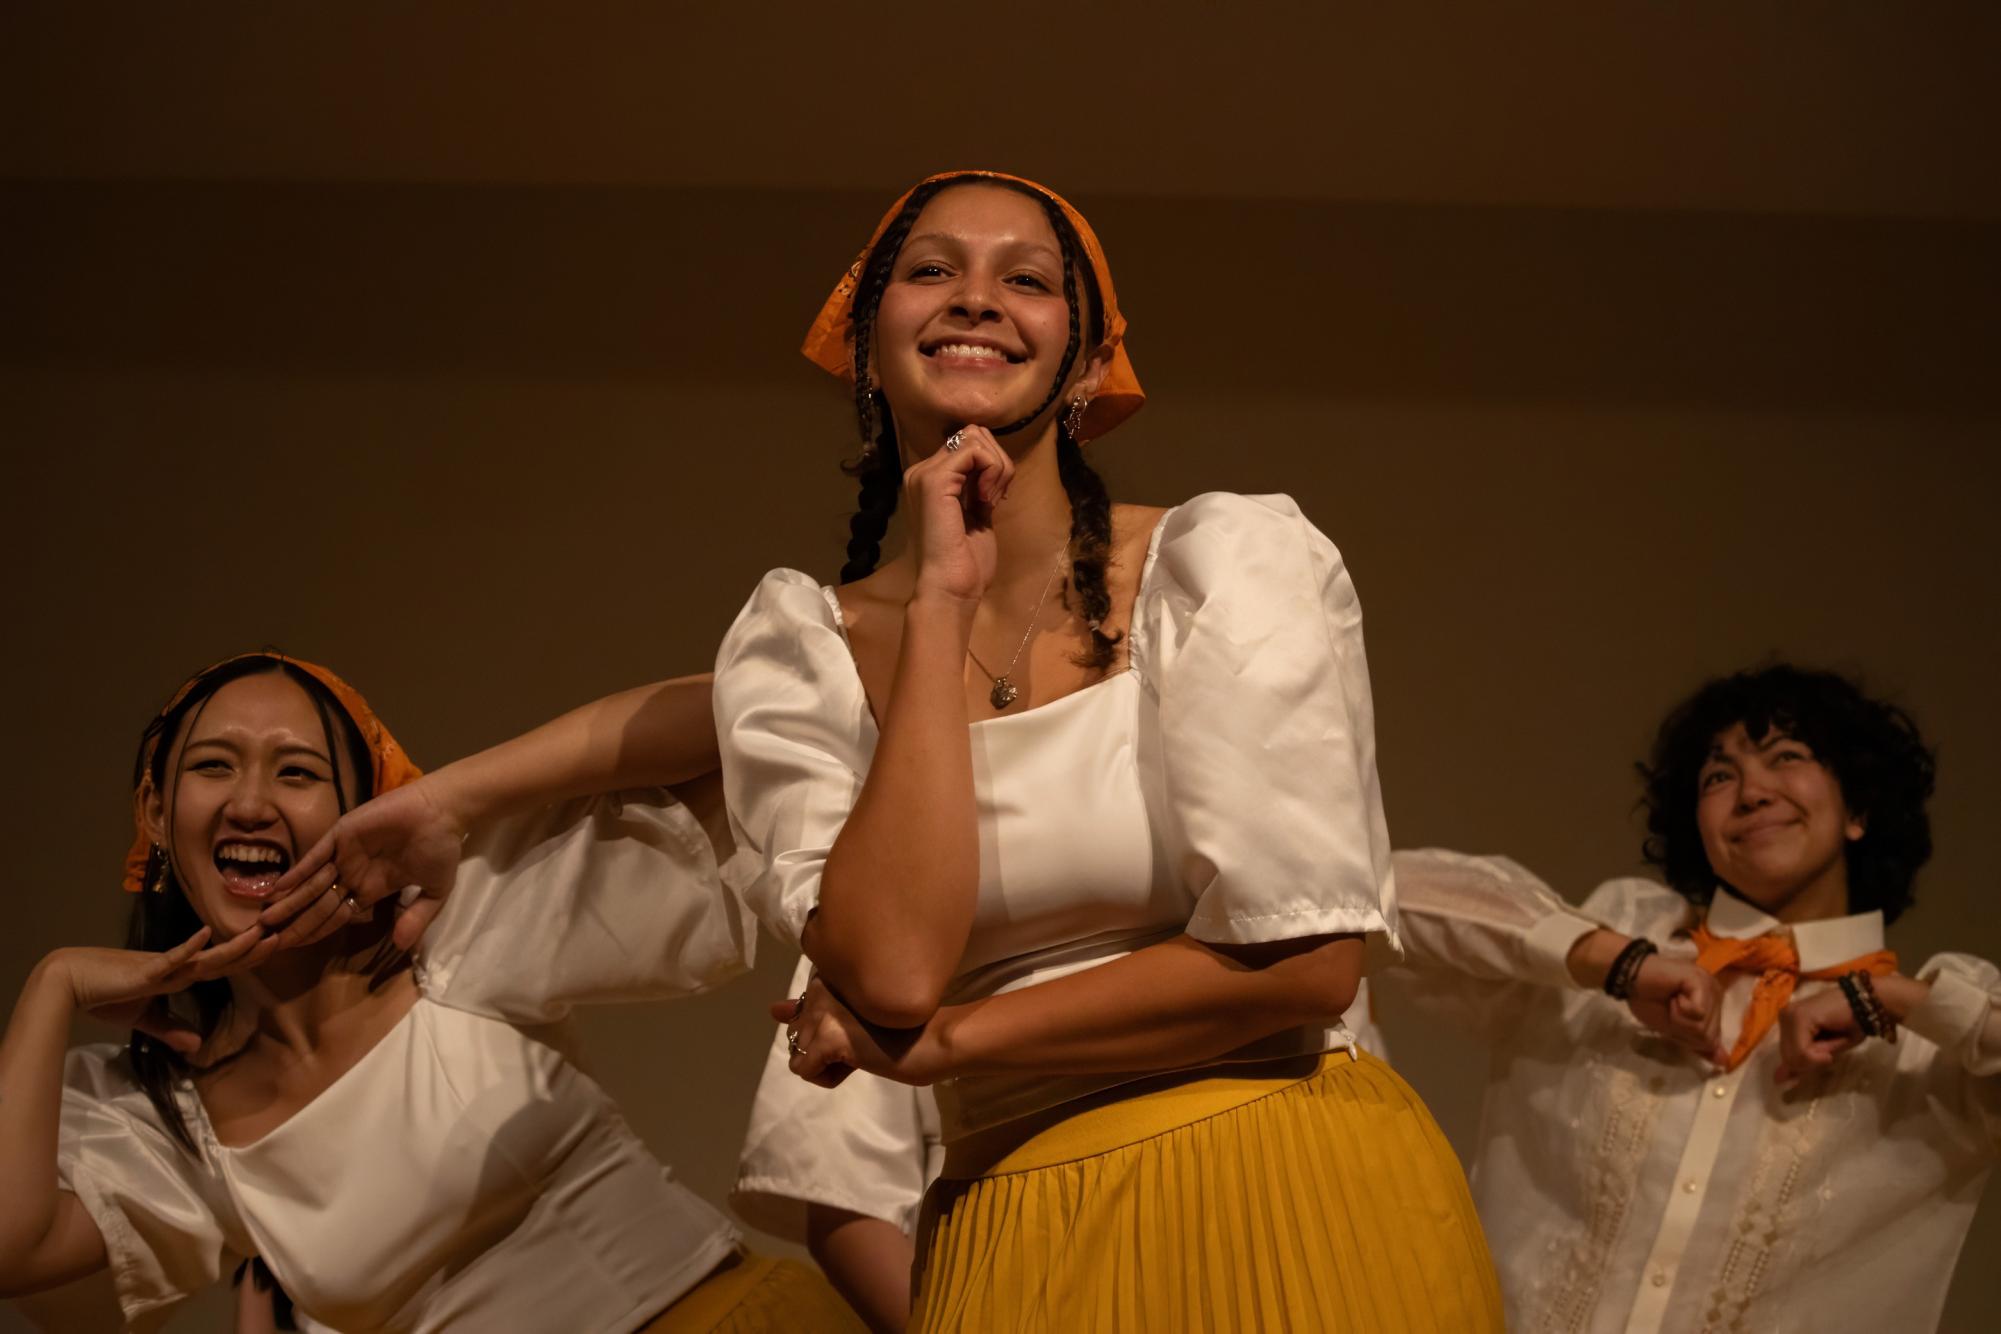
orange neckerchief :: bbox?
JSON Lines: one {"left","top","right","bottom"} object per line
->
{"left": 122, "top": 652, "right": 421, "bottom": 893}
{"left": 800, "top": 169, "right": 1144, "bottom": 443}
{"left": 1690, "top": 921, "right": 1898, "bottom": 1071}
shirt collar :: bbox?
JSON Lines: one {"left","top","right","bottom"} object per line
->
{"left": 1707, "top": 888, "right": 1885, "bottom": 971}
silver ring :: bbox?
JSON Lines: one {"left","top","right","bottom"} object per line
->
{"left": 786, "top": 1029, "right": 804, "bottom": 1058}
{"left": 944, "top": 430, "right": 965, "bottom": 452}
{"left": 342, "top": 895, "right": 359, "bottom": 913}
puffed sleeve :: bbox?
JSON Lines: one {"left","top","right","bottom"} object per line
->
{"left": 731, "top": 958, "right": 941, "bottom": 1241}
{"left": 1133, "top": 493, "right": 1398, "bottom": 951}
{"left": 713, "top": 569, "right": 874, "bottom": 942}
{"left": 55, "top": 1045, "right": 246, "bottom": 1332}
{"left": 419, "top": 788, "right": 754, "bottom": 1023}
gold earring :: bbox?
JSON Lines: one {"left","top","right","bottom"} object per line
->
{"left": 149, "top": 843, "right": 169, "bottom": 894}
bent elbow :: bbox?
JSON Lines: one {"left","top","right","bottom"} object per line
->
{"left": 844, "top": 975, "right": 948, "bottom": 1030}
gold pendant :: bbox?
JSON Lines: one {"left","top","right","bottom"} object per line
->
{"left": 990, "top": 677, "right": 1020, "bottom": 710}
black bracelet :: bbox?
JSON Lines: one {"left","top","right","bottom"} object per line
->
{"left": 1839, "top": 971, "right": 1898, "bottom": 1042}
{"left": 1604, "top": 938, "right": 1659, "bottom": 1001}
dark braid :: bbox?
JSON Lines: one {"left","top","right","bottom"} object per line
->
{"left": 840, "top": 405, "right": 901, "bottom": 584}
{"left": 1056, "top": 423, "right": 1122, "bottom": 672}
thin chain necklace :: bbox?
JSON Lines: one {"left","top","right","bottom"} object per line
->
{"left": 970, "top": 549, "right": 1068, "bottom": 711}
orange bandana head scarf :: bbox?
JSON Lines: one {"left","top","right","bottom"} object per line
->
{"left": 121, "top": 653, "right": 421, "bottom": 894}
{"left": 801, "top": 169, "right": 1144, "bottom": 443}
{"left": 1689, "top": 920, "right": 1898, "bottom": 1070}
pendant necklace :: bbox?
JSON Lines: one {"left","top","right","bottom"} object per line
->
{"left": 973, "top": 550, "right": 1068, "bottom": 711}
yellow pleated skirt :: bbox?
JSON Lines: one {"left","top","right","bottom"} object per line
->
{"left": 910, "top": 1050, "right": 1503, "bottom": 1333}
{"left": 639, "top": 1249, "right": 865, "bottom": 1333}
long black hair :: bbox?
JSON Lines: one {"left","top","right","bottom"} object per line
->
{"left": 838, "top": 175, "right": 1123, "bottom": 672}
{"left": 125, "top": 654, "right": 376, "bottom": 1151}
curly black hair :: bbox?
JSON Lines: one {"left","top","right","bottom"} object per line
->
{"left": 1638, "top": 663, "right": 1936, "bottom": 924}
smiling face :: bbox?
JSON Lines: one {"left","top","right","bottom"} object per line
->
{"left": 144, "top": 671, "right": 358, "bottom": 936}
{"left": 870, "top": 183, "right": 1102, "bottom": 450}
{"left": 1694, "top": 722, "right": 1865, "bottom": 921}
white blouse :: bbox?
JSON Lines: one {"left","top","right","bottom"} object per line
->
{"left": 1382, "top": 849, "right": 2001, "bottom": 1334}
{"left": 715, "top": 491, "right": 1398, "bottom": 1137}
{"left": 57, "top": 790, "right": 754, "bottom": 1334}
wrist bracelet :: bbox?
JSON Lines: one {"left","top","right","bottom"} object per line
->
{"left": 1604, "top": 938, "right": 1659, "bottom": 1001}
{"left": 1839, "top": 971, "right": 1898, "bottom": 1043}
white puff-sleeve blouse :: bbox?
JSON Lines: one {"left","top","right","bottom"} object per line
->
{"left": 56, "top": 790, "right": 753, "bottom": 1334}
{"left": 716, "top": 492, "right": 1397, "bottom": 1135}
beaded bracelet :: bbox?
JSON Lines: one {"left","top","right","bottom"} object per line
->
{"left": 1838, "top": 971, "right": 1899, "bottom": 1043}
{"left": 1604, "top": 938, "right": 1659, "bottom": 1001}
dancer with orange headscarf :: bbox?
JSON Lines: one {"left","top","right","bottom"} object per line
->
{"left": 712, "top": 171, "right": 1504, "bottom": 1331}
{"left": 0, "top": 652, "right": 858, "bottom": 1332}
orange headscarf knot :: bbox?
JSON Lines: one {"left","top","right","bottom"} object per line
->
{"left": 121, "top": 653, "right": 421, "bottom": 894}
{"left": 800, "top": 169, "right": 1144, "bottom": 443}
{"left": 1690, "top": 922, "right": 1898, "bottom": 1071}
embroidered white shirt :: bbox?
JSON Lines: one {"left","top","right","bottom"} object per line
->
{"left": 1381, "top": 849, "right": 2001, "bottom": 1334}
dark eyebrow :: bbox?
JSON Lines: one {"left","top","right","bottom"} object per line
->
{"left": 902, "top": 232, "right": 1063, "bottom": 265}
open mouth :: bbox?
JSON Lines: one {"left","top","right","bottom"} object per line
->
{"left": 921, "top": 340, "right": 1024, "bottom": 366}
{"left": 213, "top": 841, "right": 292, "bottom": 899}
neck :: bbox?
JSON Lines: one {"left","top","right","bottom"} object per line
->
{"left": 226, "top": 925, "right": 406, "bottom": 1056}
{"left": 986, "top": 422, "right": 1074, "bottom": 584}
{"left": 1719, "top": 861, "right": 1852, "bottom": 927}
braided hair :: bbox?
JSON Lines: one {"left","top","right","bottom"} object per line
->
{"left": 839, "top": 176, "right": 1124, "bottom": 672}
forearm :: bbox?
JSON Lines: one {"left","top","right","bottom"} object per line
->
{"left": 810, "top": 597, "right": 981, "bottom": 1025}
{"left": 805, "top": 1207, "right": 915, "bottom": 1334}
{"left": 430, "top": 675, "right": 720, "bottom": 826}
{"left": 0, "top": 961, "right": 77, "bottom": 1282}
{"left": 1566, "top": 928, "right": 1630, "bottom": 989}
{"left": 933, "top": 933, "right": 1362, "bottom": 1078}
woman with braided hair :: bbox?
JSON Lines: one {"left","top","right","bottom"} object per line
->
{"left": 715, "top": 171, "right": 1503, "bottom": 1331}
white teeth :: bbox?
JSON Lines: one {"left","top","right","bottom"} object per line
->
{"left": 217, "top": 843, "right": 284, "bottom": 864}
{"left": 933, "top": 343, "right": 1008, "bottom": 361}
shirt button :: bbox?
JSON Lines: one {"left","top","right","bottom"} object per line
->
{"left": 1683, "top": 1180, "right": 1699, "bottom": 1194}
{"left": 1820, "top": 1186, "right": 1835, "bottom": 1202}
{"left": 1652, "top": 1271, "right": 1669, "bottom": 1288}
{"left": 1712, "top": 1083, "right": 1730, "bottom": 1098}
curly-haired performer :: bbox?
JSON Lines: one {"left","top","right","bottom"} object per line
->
{"left": 1379, "top": 663, "right": 1998, "bottom": 1334}
{"left": 714, "top": 170, "right": 1502, "bottom": 1332}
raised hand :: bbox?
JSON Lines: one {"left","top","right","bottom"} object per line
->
{"left": 260, "top": 778, "right": 468, "bottom": 953}
{"left": 57, "top": 926, "right": 279, "bottom": 1055}
{"left": 1626, "top": 956, "right": 1729, "bottom": 1068}
{"left": 902, "top": 425, "right": 1014, "bottom": 606}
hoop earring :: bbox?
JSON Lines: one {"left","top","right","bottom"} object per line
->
{"left": 1065, "top": 396, "right": 1091, "bottom": 443}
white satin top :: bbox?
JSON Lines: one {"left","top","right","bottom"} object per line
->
{"left": 715, "top": 492, "right": 1399, "bottom": 1138}
{"left": 57, "top": 791, "right": 754, "bottom": 1334}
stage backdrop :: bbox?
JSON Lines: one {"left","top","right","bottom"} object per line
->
{"left": 3, "top": 176, "right": 1995, "bottom": 1331}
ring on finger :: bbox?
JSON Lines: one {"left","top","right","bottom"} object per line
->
{"left": 944, "top": 429, "right": 965, "bottom": 452}
{"left": 342, "top": 895, "right": 360, "bottom": 913}
{"left": 786, "top": 1028, "right": 805, "bottom": 1058}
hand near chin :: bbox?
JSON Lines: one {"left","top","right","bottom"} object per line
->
{"left": 259, "top": 779, "right": 467, "bottom": 954}
{"left": 55, "top": 926, "right": 282, "bottom": 1056}
{"left": 1626, "top": 957, "right": 1729, "bottom": 1068}
{"left": 773, "top": 976, "right": 949, "bottom": 1089}
{"left": 903, "top": 423, "right": 1014, "bottom": 606}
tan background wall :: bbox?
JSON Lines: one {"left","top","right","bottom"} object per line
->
{"left": 3, "top": 6, "right": 1997, "bottom": 1330}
